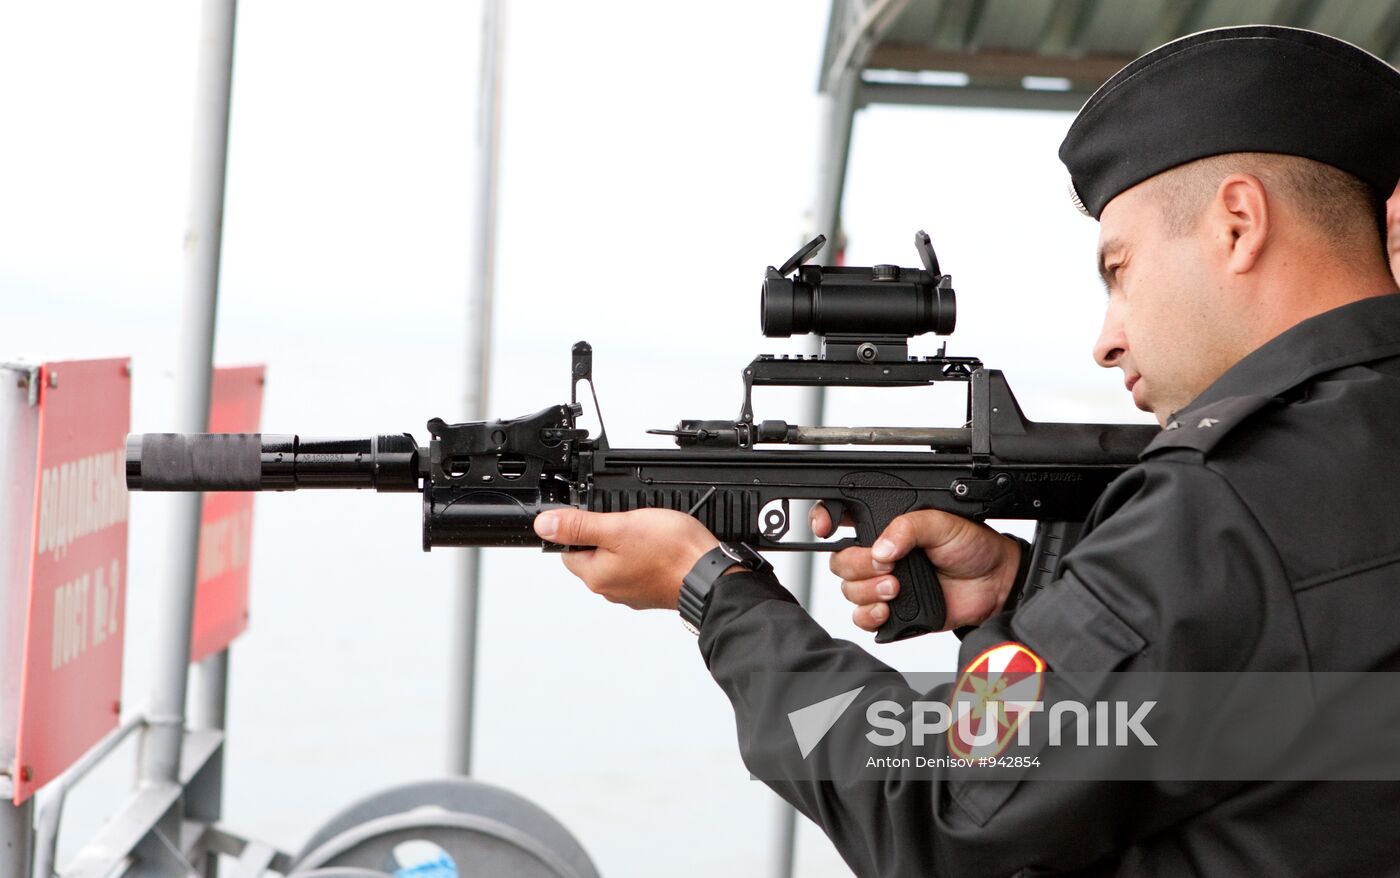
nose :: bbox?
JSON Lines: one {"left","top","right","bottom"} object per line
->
{"left": 1093, "top": 304, "right": 1126, "bottom": 369}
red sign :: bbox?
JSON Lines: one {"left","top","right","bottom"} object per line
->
{"left": 190, "top": 366, "right": 265, "bottom": 664}
{"left": 13, "top": 359, "right": 130, "bottom": 803}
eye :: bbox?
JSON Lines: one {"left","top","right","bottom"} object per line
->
{"left": 1108, "top": 259, "right": 1130, "bottom": 291}
{"left": 1101, "top": 262, "right": 1123, "bottom": 295}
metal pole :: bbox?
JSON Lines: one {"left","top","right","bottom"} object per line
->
{"left": 772, "top": 61, "right": 861, "bottom": 878}
{"left": 189, "top": 651, "right": 228, "bottom": 732}
{"left": 188, "top": 650, "right": 228, "bottom": 875}
{"left": 1, "top": 792, "right": 31, "bottom": 878}
{"left": 449, "top": 0, "right": 505, "bottom": 776}
{"left": 139, "top": 0, "right": 238, "bottom": 793}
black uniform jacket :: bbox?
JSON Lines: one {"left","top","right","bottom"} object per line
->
{"left": 698, "top": 293, "right": 1400, "bottom": 877}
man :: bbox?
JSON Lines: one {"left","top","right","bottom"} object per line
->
{"left": 1389, "top": 181, "right": 1400, "bottom": 285}
{"left": 535, "top": 26, "right": 1400, "bottom": 875}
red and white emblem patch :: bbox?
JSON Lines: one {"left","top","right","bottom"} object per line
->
{"left": 948, "top": 641, "right": 1046, "bottom": 760}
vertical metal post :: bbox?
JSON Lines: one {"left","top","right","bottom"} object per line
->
{"left": 188, "top": 649, "right": 228, "bottom": 875}
{"left": 189, "top": 652, "right": 228, "bottom": 733}
{"left": 772, "top": 63, "right": 860, "bottom": 878}
{"left": 139, "top": 0, "right": 238, "bottom": 797}
{"left": 449, "top": 0, "right": 505, "bottom": 776}
{"left": 1, "top": 792, "right": 31, "bottom": 878}
{"left": 1, "top": 366, "right": 38, "bottom": 877}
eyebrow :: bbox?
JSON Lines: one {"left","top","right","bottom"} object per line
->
{"left": 1097, "top": 238, "right": 1125, "bottom": 292}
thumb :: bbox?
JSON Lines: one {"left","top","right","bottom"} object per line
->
{"left": 534, "top": 507, "right": 616, "bottom": 548}
{"left": 870, "top": 509, "right": 960, "bottom": 564}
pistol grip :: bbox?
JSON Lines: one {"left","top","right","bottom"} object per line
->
{"left": 875, "top": 549, "right": 946, "bottom": 643}
{"left": 839, "top": 473, "right": 947, "bottom": 643}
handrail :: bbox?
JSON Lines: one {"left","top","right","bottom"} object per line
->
{"left": 31, "top": 714, "right": 146, "bottom": 878}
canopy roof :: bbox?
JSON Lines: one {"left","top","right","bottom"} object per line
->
{"left": 823, "top": 0, "right": 1400, "bottom": 111}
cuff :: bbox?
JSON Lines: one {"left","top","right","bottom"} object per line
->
{"left": 695, "top": 567, "right": 799, "bottom": 661}
{"left": 952, "top": 533, "right": 1035, "bottom": 641}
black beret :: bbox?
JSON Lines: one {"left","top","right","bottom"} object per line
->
{"left": 1059, "top": 25, "right": 1400, "bottom": 219}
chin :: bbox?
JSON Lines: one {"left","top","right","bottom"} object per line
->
{"left": 1136, "top": 397, "right": 1163, "bottom": 422}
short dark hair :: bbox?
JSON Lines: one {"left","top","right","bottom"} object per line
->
{"left": 1148, "top": 153, "right": 1384, "bottom": 261}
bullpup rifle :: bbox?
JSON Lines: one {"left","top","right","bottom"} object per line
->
{"left": 126, "top": 232, "right": 1156, "bottom": 642}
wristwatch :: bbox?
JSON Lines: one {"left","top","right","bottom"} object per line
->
{"left": 679, "top": 541, "right": 771, "bottom": 635}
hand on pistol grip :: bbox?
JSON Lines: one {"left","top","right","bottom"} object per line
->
{"left": 814, "top": 492, "right": 1024, "bottom": 642}
{"left": 813, "top": 492, "right": 946, "bottom": 642}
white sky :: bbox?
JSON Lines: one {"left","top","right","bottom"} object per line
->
{"left": 0, "top": 3, "right": 1153, "bottom": 876}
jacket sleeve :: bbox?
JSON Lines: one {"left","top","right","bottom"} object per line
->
{"left": 697, "top": 460, "right": 1291, "bottom": 877}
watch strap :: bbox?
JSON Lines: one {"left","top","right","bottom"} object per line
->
{"left": 680, "top": 542, "right": 768, "bottom": 633}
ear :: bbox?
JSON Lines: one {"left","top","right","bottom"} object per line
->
{"left": 1211, "top": 173, "right": 1271, "bottom": 274}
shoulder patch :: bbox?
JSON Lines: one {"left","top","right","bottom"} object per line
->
{"left": 1141, "top": 394, "right": 1278, "bottom": 458}
{"left": 948, "top": 642, "right": 1045, "bottom": 760}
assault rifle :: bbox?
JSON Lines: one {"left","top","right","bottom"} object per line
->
{"left": 126, "top": 233, "right": 1156, "bottom": 642}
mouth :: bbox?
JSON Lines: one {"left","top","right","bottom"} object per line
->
{"left": 1125, "top": 374, "right": 1140, "bottom": 393}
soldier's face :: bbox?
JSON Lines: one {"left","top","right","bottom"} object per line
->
{"left": 1092, "top": 183, "right": 1238, "bottom": 426}
{"left": 1387, "top": 181, "right": 1400, "bottom": 286}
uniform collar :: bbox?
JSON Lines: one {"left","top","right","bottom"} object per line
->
{"left": 1170, "top": 292, "right": 1400, "bottom": 422}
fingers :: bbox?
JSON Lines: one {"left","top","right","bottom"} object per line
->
{"left": 841, "top": 575, "right": 898, "bottom": 631}
{"left": 809, "top": 502, "right": 855, "bottom": 539}
{"left": 839, "top": 574, "right": 899, "bottom": 607}
{"left": 559, "top": 549, "right": 634, "bottom": 606}
{"left": 852, "top": 602, "right": 889, "bottom": 632}
{"left": 533, "top": 508, "right": 617, "bottom": 548}
{"left": 558, "top": 547, "right": 598, "bottom": 582}
{"left": 829, "top": 546, "right": 894, "bottom": 580}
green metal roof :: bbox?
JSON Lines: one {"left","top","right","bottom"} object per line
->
{"left": 823, "top": 0, "right": 1400, "bottom": 111}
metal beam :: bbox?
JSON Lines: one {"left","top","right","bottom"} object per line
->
{"left": 776, "top": 36, "right": 872, "bottom": 878}
{"left": 934, "top": 0, "right": 979, "bottom": 51}
{"left": 860, "top": 79, "right": 1091, "bottom": 112}
{"left": 1067, "top": 0, "right": 1102, "bottom": 55}
{"left": 139, "top": 0, "right": 238, "bottom": 807}
{"left": 1143, "top": 0, "right": 1204, "bottom": 53}
{"left": 963, "top": 0, "right": 994, "bottom": 52}
{"left": 1371, "top": 0, "right": 1400, "bottom": 62}
{"left": 1038, "top": 0, "right": 1094, "bottom": 56}
{"left": 203, "top": 825, "right": 293, "bottom": 876}
{"left": 781, "top": 4, "right": 915, "bottom": 874}
{"left": 449, "top": 0, "right": 506, "bottom": 777}
{"left": 0, "top": 793, "right": 31, "bottom": 878}
{"left": 866, "top": 44, "right": 1130, "bottom": 89}
{"left": 186, "top": 647, "right": 228, "bottom": 876}
{"left": 823, "top": 0, "right": 917, "bottom": 93}
{"left": 62, "top": 782, "right": 185, "bottom": 878}
{"left": 1280, "top": 0, "right": 1330, "bottom": 29}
